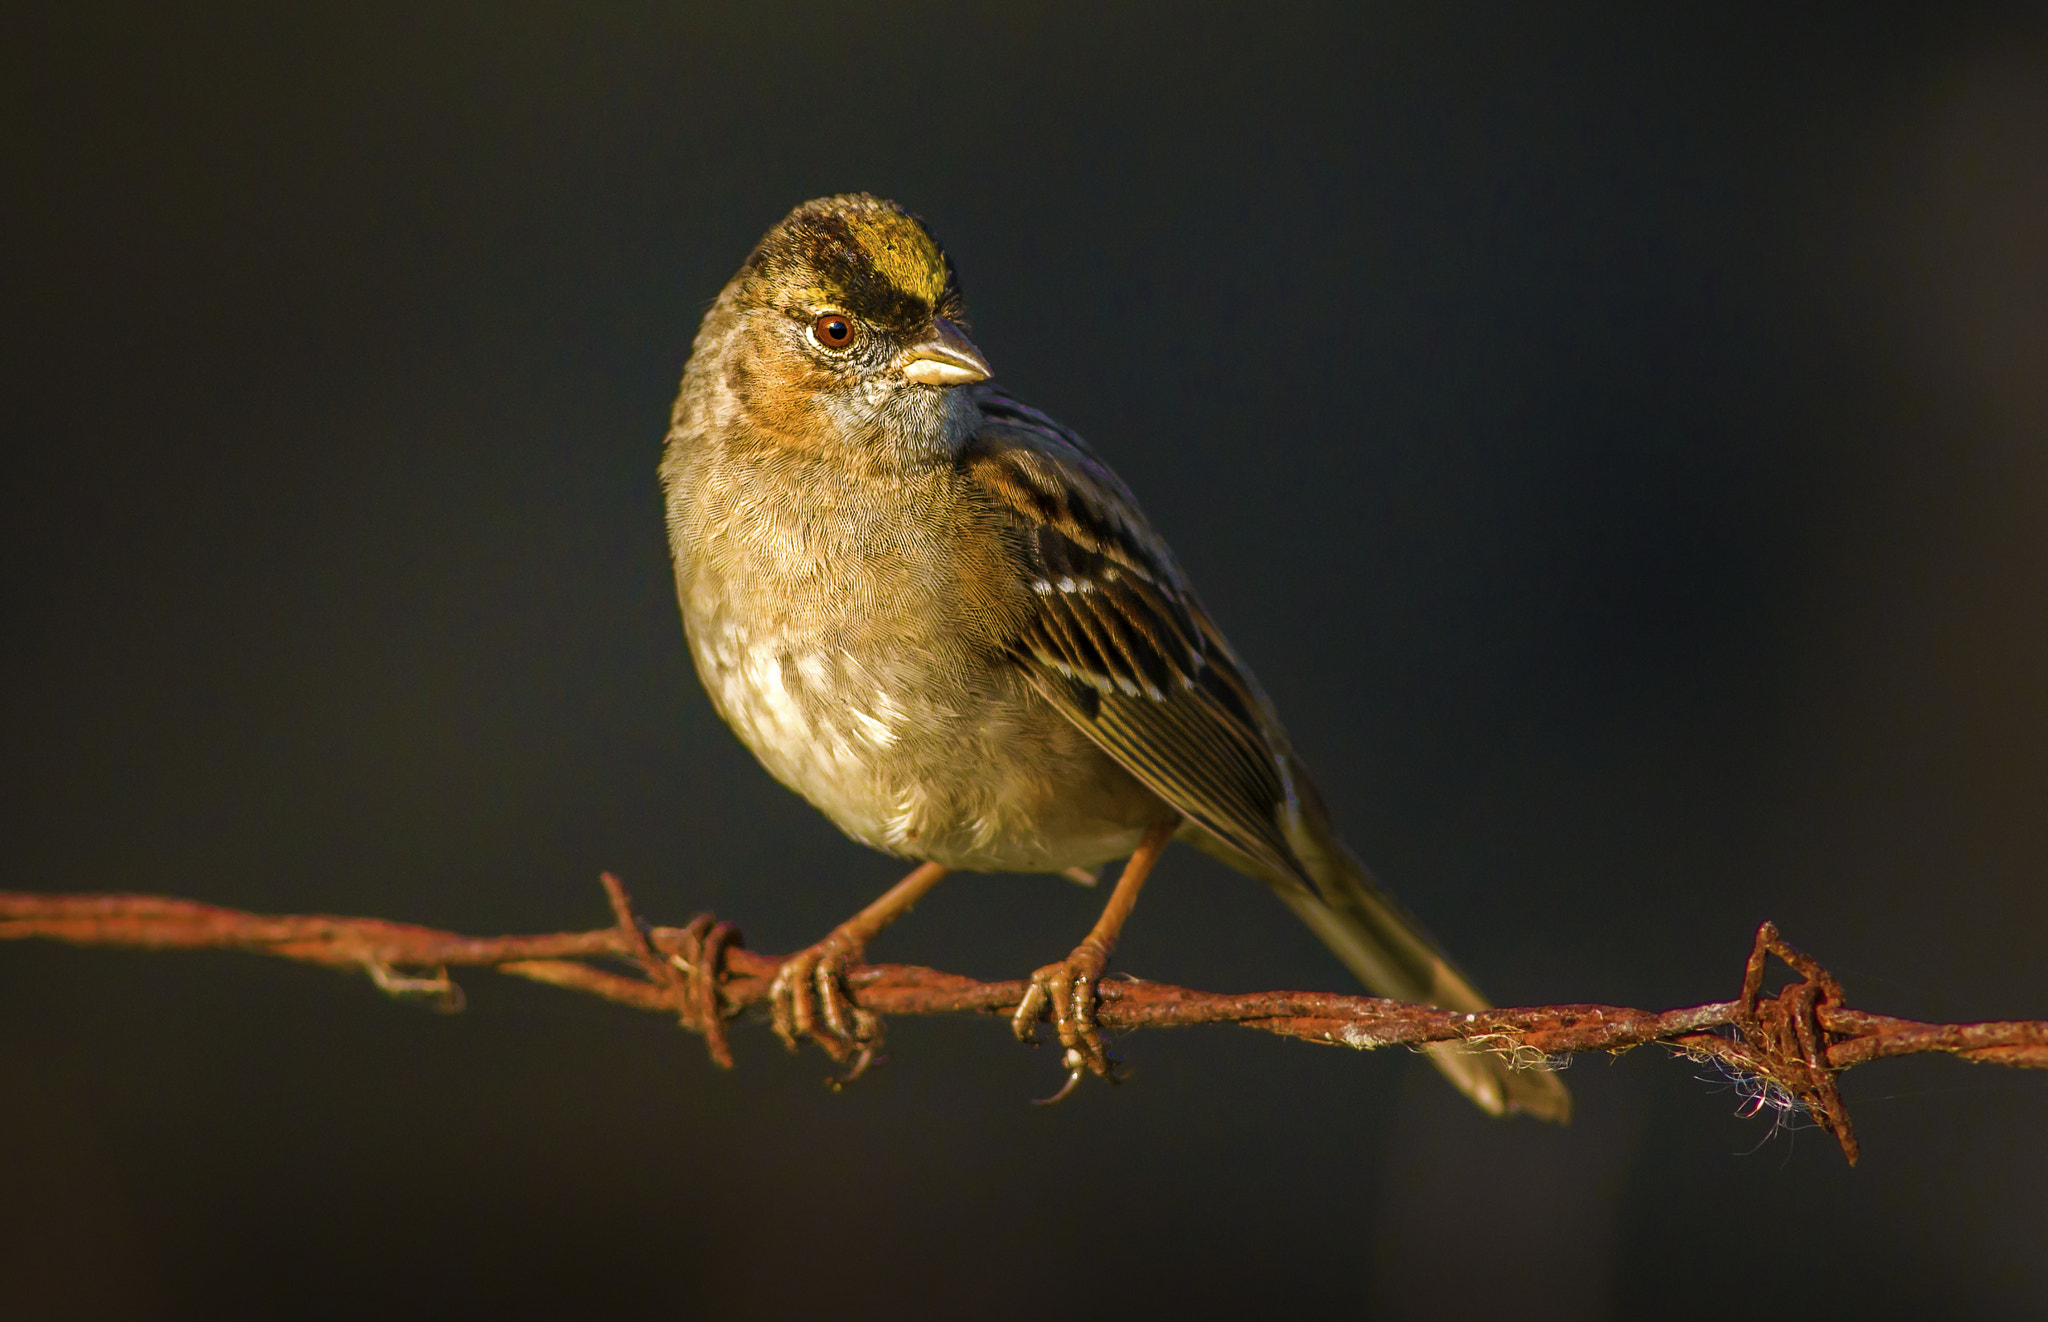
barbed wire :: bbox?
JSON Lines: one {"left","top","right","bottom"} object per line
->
{"left": 5, "top": 878, "right": 2043, "bottom": 1165}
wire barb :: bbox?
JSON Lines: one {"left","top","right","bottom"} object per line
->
{"left": 599, "top": 872, "right": 740, "bottom": 1068}
{"left": 1710, "top": 921, "right": 1860, "bottom": 1162}
{"left": 362, "top": 958, "right": 465, "bottom": 1013}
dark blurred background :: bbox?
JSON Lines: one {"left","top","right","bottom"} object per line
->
{"left": 4, "top": 4, "right": 2045, "bottom": 1318}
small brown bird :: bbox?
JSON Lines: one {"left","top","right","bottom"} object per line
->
{"left": 660, "top": 193, "right": 1568, "bottom": 1119}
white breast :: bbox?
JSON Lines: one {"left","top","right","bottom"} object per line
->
{"left": 688, "top": 608, "right": 1154, "bottom": 873}
{"left": 697, "top": 625, "right": 881, "bottom": 798}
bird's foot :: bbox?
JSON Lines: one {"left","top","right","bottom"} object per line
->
{"left": 1011, "top": 941, "right": 1119, "bottom": 1099}
{"left": 769, "top": 933, "right": 882, "bottom": 1078}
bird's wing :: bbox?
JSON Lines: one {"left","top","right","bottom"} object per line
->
{"left": 962, "top": 392, "right": 1571, "bottom": 1121}
{"left": 961, "top": 392, "right": 1310, "bottom": 886}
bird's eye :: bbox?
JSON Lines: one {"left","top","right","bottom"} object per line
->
{"left": 812, "top": 313, "right": 855, "bottom": 348}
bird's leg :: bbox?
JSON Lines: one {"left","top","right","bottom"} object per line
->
{"left": 1012, "top": 819, "right": 1177, "bottom": 1085}
{"left": 771, "top": 861, "right": 949, "bottom": 1067}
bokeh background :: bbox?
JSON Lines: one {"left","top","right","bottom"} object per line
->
{"left": 5, "top": 5, "right": 2045, "bottom": 1318}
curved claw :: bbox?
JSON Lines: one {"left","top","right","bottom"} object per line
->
{"left": 825, "top": 1043, "right": 884, "bottom": 1093}
{"left": 1013, "top": 946, "right": 1117, "bottom": 1083}
{"left": 769, "top": 939, "right": 880, "bottom": 1068}
{"left": 1032, "top": 1050, "right": 1088, "bottom": 1106}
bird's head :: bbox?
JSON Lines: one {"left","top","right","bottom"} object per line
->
{"left": 713, "top": 193, "right": 992, "bottom": 461}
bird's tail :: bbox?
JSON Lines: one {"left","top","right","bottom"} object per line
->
{"left": 1201, "top": 762, "right": 1572, "bottom": 1122}
{"left": 1278, "top": 832, "right": 1570, "bottom": 1121}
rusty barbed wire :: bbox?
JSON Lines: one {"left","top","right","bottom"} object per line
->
{"left": 4, "top": 882, "right": 2043, "bottom": 1164}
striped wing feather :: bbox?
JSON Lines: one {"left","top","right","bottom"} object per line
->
{"left": 961, "top": 392, "right": 1573, "bottom": 1122}
{"left": 962, "top": 394, "right": 1306, "bottom": 884}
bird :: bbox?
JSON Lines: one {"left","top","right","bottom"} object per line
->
{"left": 658, "top": 192, "right": 1569, "bottom": 1120}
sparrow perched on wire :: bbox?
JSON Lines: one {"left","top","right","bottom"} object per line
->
{"left": 659, "top": 193, "right": 1568, "bottom": 1119}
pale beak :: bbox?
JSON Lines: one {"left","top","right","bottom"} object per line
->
{"left": 899, "top": 316, "right": 992, "bottom": 386}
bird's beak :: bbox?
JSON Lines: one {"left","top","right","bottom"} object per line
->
{"left": 899, "top": 316, "right": 992, "bottom": 386}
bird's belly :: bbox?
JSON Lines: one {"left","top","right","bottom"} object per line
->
{"left": 687, "top": 612, "right": 1166, "bottom": 873}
